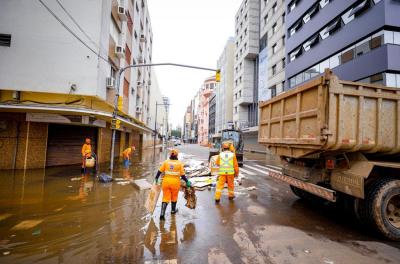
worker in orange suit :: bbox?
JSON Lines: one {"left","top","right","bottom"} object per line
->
{"left": 81, "top": 138, "right": 92, "bottom": 173}
{"left": 155, "top": 149, "right": 191, "bottom": 221}
{"left": 215, "top": 142, "right": 239, "bottom": 203}
{"left": 122, "top": 145, "right": 135, "bottom": 167}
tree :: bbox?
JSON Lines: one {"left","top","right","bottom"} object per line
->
{"left": 171, "top": 129, "right": 181, "bottom": 138}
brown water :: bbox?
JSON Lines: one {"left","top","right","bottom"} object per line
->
{"left": 0, "top": 149, "right": 166, "bottom": 263}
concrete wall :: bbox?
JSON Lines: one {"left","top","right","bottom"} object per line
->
{"left": 0, "top": 0, "right": 109, "bottom": 99}
{"left": 0, "top": 114, "right": 47, "bottom": 170}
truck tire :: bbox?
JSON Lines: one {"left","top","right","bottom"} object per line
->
{"left": 366, "top": 177, "right": 400, "bottom": 241}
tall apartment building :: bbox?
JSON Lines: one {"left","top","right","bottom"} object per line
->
{"left": 233, "top": 0, "right": 260, "bottom": 130}
{"left": 197, "top": 76, "right": 216, "bottom": 146}
{"left": 183, "top": 106, "right": 192, "bottom": 143}
{"left": 0, "top": 0, "right": 154, "bottom": 169}
{"left": 208, "top": 93, "right": 216, "bottom": 139}
{"left": 215, "top": 38, "right": 235, "bottom": 135}
{"left": 285, "top": 0, "right": 400, "bottom": 89}
{"left": 259, "top": 0, "right": 286, "bottom": 100}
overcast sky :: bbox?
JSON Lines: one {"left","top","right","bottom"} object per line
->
{"left": 147, "top": 0, "right": 243, "bottom": 128}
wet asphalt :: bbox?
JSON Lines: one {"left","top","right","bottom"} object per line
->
{"left": 0, "top": 144, "right": 399, "bottom": 264}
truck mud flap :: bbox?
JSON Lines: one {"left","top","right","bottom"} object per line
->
{"left": 267, "top": 169, "right": 337, "bottom": 202}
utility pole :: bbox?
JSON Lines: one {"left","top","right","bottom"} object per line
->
{"left": 109, "top": 63, "right": 219, "bottom": 171}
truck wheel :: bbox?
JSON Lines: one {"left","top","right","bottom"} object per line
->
{"left": 366, "top": 178, "right": 400, "bottom": 241}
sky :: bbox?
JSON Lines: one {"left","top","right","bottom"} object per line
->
{"left": 147, "top": 0, "right": 243, "bottom": 128}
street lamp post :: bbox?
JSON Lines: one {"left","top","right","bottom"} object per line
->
{"left": 109, "top": 62, "right": 218, "bottom": 171}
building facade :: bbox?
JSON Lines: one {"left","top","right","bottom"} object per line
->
{"left": 208, "top": 93, "right": 216, "bottom": 140}
{"left": 197, "top": 76, "right": 216, "bottom": 146}
{"left": 215, "top": 38, "right": 235, "bottom": 135}
{"left": 0, "top": 0, "right": 155, "bottom": 169}
{"left": 259, "top": 0, "right": 286, "bottom": 100}
{"left": 285, "top": 0, "right": 400, "bottom": 89}
{"left": 233, "top": 0, "right": 260, "bottom": 130}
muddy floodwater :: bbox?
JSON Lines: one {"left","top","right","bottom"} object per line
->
{"left": 0, "top": 149, "right": 167, "bottom": 263}
{"left": 1, "top": 145, "right": 400, "bottom": 264}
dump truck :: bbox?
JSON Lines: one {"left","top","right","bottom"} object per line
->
{"left": 258, "top": 70, "right": 400, "bottom": 240}
{"left": 209, "top": 128, "right": 244, "bottom": 167}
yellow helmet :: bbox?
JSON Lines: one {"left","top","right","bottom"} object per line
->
{"left": 222, "top": 142, "right": 230, "bottom": 149}
{"left": 170, "top": 149, "right": 179, "bottom": 157}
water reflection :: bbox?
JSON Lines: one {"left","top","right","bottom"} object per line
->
{"left": 0, "top": 149, "right": 161, "bottom": 263}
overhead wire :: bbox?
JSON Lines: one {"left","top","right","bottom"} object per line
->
{"left": 55, "top": 0, "right": 99, "bottom": 50}
{"left": 37, "top": 0, "right": 110, "bottom": 64}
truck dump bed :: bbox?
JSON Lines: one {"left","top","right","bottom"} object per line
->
{"left": 258, "top": 70, "right": 400, "bottom": 158}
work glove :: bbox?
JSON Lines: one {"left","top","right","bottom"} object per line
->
{"left": 154, "top": 178, "right": 161, "bottom": 185}
{"left": 186, "top": 180, "right": 192, "bottom": 188}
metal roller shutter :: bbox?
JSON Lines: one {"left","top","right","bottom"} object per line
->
{"left": 46, "top": 124, "right": 98, "bottom": 167}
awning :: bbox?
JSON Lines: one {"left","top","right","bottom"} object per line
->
{"left": 0, "top": 103, "right": 153, "bottom": 134}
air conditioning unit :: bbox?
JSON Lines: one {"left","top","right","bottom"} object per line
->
{"left": 115, "top": 45, "right": 125, "bottom": 58}
{"left": 106, "top": 77, "right": 115, "bottom": 89}
{"left": 136, "top": 107, "right": 142, "bottom": 113}
{"left": 118, "top": 6, "right": 128, "bottom": 21}
{"left": 140, "top": 34, "right": 146, "bottom": 42}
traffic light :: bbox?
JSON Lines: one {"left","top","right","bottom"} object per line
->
{"left": 117, "top": 96, "right": 123, "bottom": 111}
{"left": 111, "top": 118, "right": 121, "bottom": 129}
{"left": 215, "top": 69, "right": 221, "bottom": 82}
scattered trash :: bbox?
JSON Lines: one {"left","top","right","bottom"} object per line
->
{"left": 99, "top": 173, "right": 113, "bottom": 183}
{"left": 11, "top": 219, "right": 43, "bottom": 231}
{"left": 184, "top": 187, "right": 196, "bottom": 209}
{"left": 133, "top": 179, "right": 152, "bottom": 190}
{"left": 209, "top": 155, "right": 219, "bottom": 176}
{"left": 3, "top": 251, "right": 10, "bottom": 256}
{"left": 114, "top": 178, "right": 125, "bottom": 181}
{"left": 70, "top": 177, "right": 83, "bottom": 181}
{"left": 116, "top": 181, "right": 130, "bottom": 186}
{"left": 246, "top": 186, "right": 257, "bottom": 191}
{"left": 323, "top": 259, "right": 334, "bottom": 264}
{"left": 32, "top": 229, "right": 41, "bottom": 236}
{"left": 304, "top": 249, "right": 311, "bottom": 254}
{"left": 145, "top": 184, "right": 161, "bottom": 213}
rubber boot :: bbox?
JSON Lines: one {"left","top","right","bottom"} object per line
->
{"left": 160, "top": 202, "right": 168, "bottom": 221}
{"left": 171, "top": 202, "right": 178, "bottom": 214}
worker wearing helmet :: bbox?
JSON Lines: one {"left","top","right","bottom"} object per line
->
{"left": 81, "top": 138, "right": 92, "bottom": 173}
{"left": 122, "top": 145, "right": 136, "bottom": 167}
{"left": 215, "top": 142, "right": 239, "bottom": 203}
{"left": 155, "top": 149, "right": 191, "bottom": 221}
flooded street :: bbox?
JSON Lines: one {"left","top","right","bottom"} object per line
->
{"left": 1, "top": 145, "right": 400, "bottom": 264}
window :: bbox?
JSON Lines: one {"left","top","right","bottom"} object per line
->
{"left": 320, "top": 19, "right": 340, "bottom": 40}
{"left": 319, "top": 0, "right": 329, "bottom": 8}
{"left": 385, "top": 73, "right": 397, "bottom": 87}
{"left": 282, "top": 58, "right": 286, "bottom": 68}
{"left": 282, "top": 35, "right": 285, "bottom": 46}
{"left": 303, "top": 34, "right": 319, "bottom": 51}
{"left": 303, "top": 4, "right": 319, "bottom": 24}
{"left": 272, "top": 2, "right": 277, "bottom": 14}
{"left": 244, "top": 29, "right": 248, "bottom": 36}
{"left": 136, "top": 2, "right": 139, "bottom": 12}
{"left": 0, "top": 34, "right": 11, "bottom": 47}
{"left": 272, "top": 64, "right": 277, "bottom": 75}
{"left": 270, "top": 85, "right": 277, "bottom": 98}
{"left": 289, "top": 21, "right": 302, "bottom": 37}
{"left": 355, "top": 38, "right": 370, "bottom": 57}
{"left": 282, "top": 81, "right": 285, "bottom": 91}
{"left": 289, "top": 47, "right": 302, "bottom": 61}
{"left": 239, "top": 90, "right": 242, "bottom": 97}
{"left": 235, "top": 107, "right": 238, "bottom": 113}
{"left": 370, "top": 73, "right": 383, "bottom": 84}
{"left": 289, "top": 0, "right": 299, "bottom": 12}
{"left": 272, "top": 23, "right": 277, "bottom": 33}
{"left": 244, "top": 43, "right": 247, "bottom": 50}
{"left": 340, "top": 45, "right": 355, "bottom": 64}
{"left": 282, "top": 12, "right": 285, "bottom": 23}
{"left": 272, "top": 43, "right": 277, "bottom": 54}
{"left": 264, "top": 14, "right": 269, "bottom": 25}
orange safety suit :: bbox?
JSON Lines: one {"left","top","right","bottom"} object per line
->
{"left": 122, "top": 147, "right": 135, "bottom": 160}
{"left": 81, "top": 143, "right": 92, "bottom": 158}
{"left": 159, "top": 159, "right": 185, "bottom": 203}
{"left": 215, "top": 150, "right": 239, "bottom": 200}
